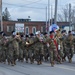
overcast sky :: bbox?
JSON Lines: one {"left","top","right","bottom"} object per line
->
{"left": 2, "top": 0, "right": 75, "bottom": 21}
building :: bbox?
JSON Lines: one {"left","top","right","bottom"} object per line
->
{"left": 0, "top": 19, "right": 69, "bottom": 35}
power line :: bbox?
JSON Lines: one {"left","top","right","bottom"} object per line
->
{"left": 3, "top": 2, "right": 45, "bottom": 9}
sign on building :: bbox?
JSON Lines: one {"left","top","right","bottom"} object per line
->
{"left": 15, "top": 23, "right": 24, "bottom": 33}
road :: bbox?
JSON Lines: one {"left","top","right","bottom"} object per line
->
{"left": 0, "top": 56, "right": 75, "bottom": 75}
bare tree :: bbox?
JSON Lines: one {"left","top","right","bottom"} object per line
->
{"left": 57, "top": 4, "right": 69, "bottom": 22}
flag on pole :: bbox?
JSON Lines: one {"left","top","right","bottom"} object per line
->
{"left": 49, "top": 24, "right": 59, "bottom": 32}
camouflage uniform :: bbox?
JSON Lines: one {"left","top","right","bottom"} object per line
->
{"left": 43, "top": 34, "right": 49, "bottom": 61}
{"left": 0, "top": 35, "right": 3, "bottom": 62}
{"left": 7, "top": 36, "right": 15, "bottom": 66}
{"left": 13, "top": 35, "right": 21, "bottom": 63}
{"left": 44, "top": 34, "right": 58, "bottom": 67}
{"left": 62, "top": 33, "right": 67, "bottom": 61}
{"left": 28, "top": 36, "right": 35, "bottom": 64}
{"left": 24, "top": 36, "right": 30, "bottom": 63}
{"left": 1, "top": 36, "right": 7, "bottom": 63}
{"left": 65, "top": 33, "right": 74, "bottom": 63}
{"left": 55, "top": 32, "right": 64, "bottom": 63}
{"left": 34, "top": 36, "right": 44, "bottom": 65}
{"left": 18, "top": 37, "right": 24, "bottom": 62}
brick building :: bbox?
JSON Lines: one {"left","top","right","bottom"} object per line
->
{"left": 0, "top": 20, "right": 69, "bottom": 35}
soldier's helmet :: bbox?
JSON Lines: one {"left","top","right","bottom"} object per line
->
{"left": 50, "top": 31, "right": 54, "bottom": 34}
{"left": 43, "top": 32, "right": 47, "bottom": 35}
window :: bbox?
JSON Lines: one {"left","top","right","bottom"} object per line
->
{"left": 25, "top": 27, "right": 29, "bottom": 35}
{"left": 7, "top": 26, "right": 14, "bottom": 32}
{"left": 32, "top": 27, "right": 36, "bottom": 34}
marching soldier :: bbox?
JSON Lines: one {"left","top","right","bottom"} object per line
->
{"left": 34, "top": 31, "right": 44, "bottom": 65}
{"left": 1, "top": 33, "right": 7, "bottom": 63}
{"left": 65, "top": 31, "right": 74, "bottom": 63}
{"left": 13, "top": 33, "right": 21, "bottom": 64}
{"left": 61, "top": 30, "right": 67, "bottom": 62}
{"left": 28, "top": 33, "right": 35, "bottom": 64}
{"left": 0, "top": 32, "right": 3, "bottom": 62}
{"left": 55, "top": 29, "right": 64, "bottom": 63}
{"left": 43, "top": 32, "right": 49, "bottom": 61}
{"left": 7, "top": 34, "right": 15, "bottom": 66}
{"left": 19, "top": 34, "right": 24, "bottom": 62}
{"left": 24, "top": 35, "right": 30, "bottom": 63}
{"left": 49, "top": 31, "right": 58, "bottom": 67}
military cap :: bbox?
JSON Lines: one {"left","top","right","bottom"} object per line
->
{"left": 26, "top": 35, "right": 29, "bottom": 37}
{"left": 44, "top": 32, "right": 47, "bottom": 35}
{"left": 68, "top": 31, "right": 71, "bottom": 33}
{"left": 50, "top": 31, "right": 54, "bottom": 34}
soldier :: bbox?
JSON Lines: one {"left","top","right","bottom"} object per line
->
{"left": 49, "top": 31, "right": 58, "bottom": 67}
{"left": 7, "top": 34, "right": 15, "bottom": 66}
{"left": 55, "top": 29, "right": 64, "bottom": 63}
{"left": 65, "top": 31, "right": 74, "bottom": 63}
{"left": 43, "top": 32, "right": 49, "bottom": 61}
{"left": 61, "top": 30, "right": 67, "bottom": 62}
{"left": 13, "top": 33, "right": 21, "bottom": 64}
{"left": 18, "top": 34, "right": 24, "bottom": 62}
{"left": 34, "top": 31, "right": 44, "bottom": 65}
{"left": 1, "top": 33, "right": 7, "bottom": 63}
{"left": 24, "top": 35, "right": 30, "bottom": 63}
{"left": 0, "top": 32, "right": 3, "bottom": 62}
{"left": 28, "top": 33, "right": 35, "bottom": 64}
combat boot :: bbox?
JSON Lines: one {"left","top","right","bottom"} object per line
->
{"left": 14, "top": 61, "right": 16, "bottom": 65}
{"left": 62, "top": 59, "right": 65, "bottom": 62}
{"left": 39, "top": 61, "right": 42, "bottom": 64}
{"left": 69, "top": 58, "right": 72, "bottom": 63}
{"left": 51, "top": 62, "right": 54, "bottom": 67}
{"left": 37, "top": 61, "right": 40, "bottom": 65}
{"left": 11, "top": 61, "right": 15, "bottom": 66}
{"left": 8, "top": 61, "right": 10, "bottom": 65}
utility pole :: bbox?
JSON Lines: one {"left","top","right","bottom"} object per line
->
{"left": 54, "top": 0, "right": 58, "bottom": 24}
{"left": 0, "top": 0, "right": 3, "bottom": 31}
{"left": 69, "top": 3, "right": 71, "bottom": 31}
{"left": 48, "top": 0, "right": 50, "bottom": 32}
{"left": 46, "top": 6, "right": 47, "bottom": 32}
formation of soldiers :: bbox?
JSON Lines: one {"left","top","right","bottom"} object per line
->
{"left": 0, "top": 29, "right": 75, "bottom": 67}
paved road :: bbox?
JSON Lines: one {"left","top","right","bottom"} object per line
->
{"left": 0, "top": 56, "right": 75, "bottom": 75}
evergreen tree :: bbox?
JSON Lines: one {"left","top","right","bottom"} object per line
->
{"left": 2, "top": 7, "right": 11, "bottom": 21}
